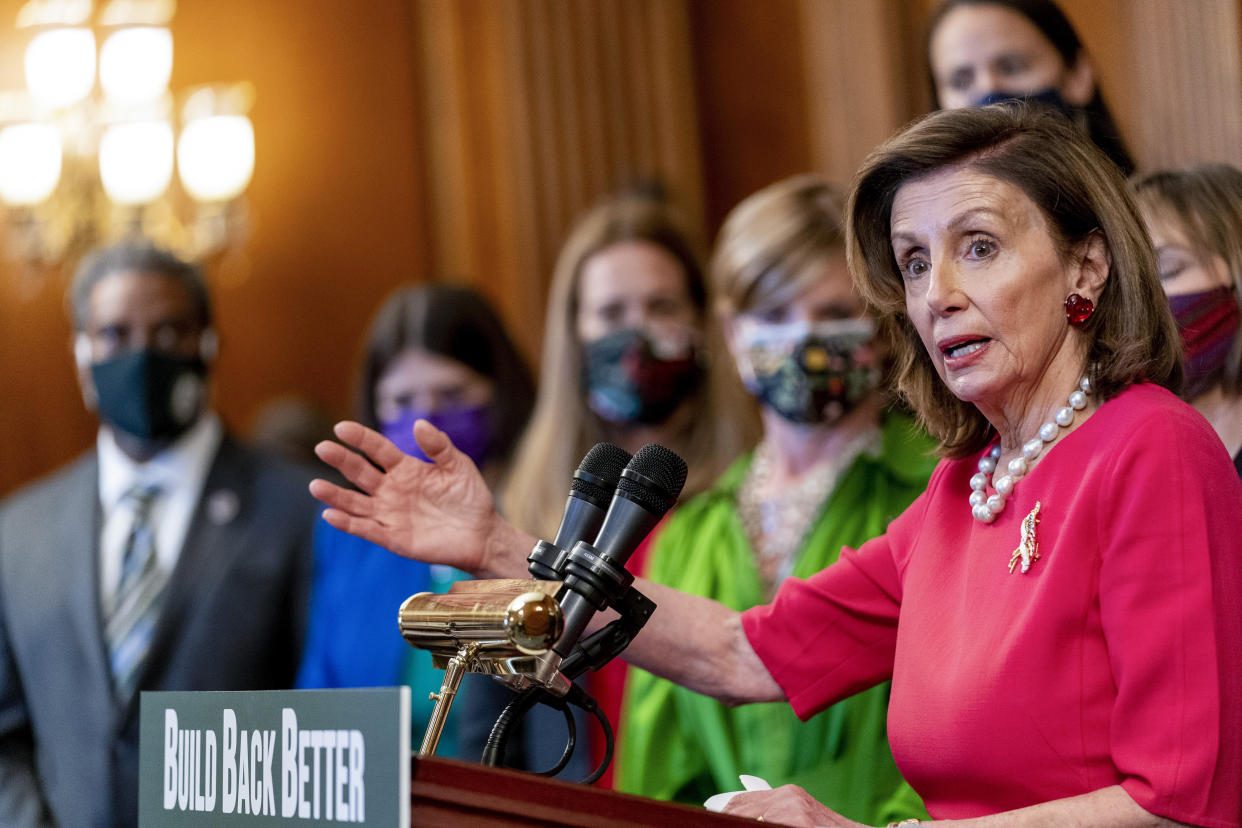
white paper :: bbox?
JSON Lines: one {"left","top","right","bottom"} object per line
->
{"left": 703, "top": 774, "right": 772, "bottom": 812}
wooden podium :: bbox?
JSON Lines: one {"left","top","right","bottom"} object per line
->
{"left": 411, "top": 756, "right": 759, "bottom": 826}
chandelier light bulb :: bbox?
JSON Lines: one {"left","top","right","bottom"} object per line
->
{"left": 0, "top": 123, "right": 63, "bottom": 206}
{"left": 99, "top": 121, "right": 174, "bottom": 206}
{"left": 177, "top": 115, "right": 255, "bottom": 203}
{"left": 3, "top": 4, "right": 254, "bottom": 265}
{"left": 100, "top": 27, "right": 173, "bottom": 105}
{"left": 25, "top": 28, "right": 97, "bottom": 110}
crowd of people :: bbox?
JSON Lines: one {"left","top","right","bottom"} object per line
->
{"left": 1, "top": 2, "right": 1240, "bottom": 827}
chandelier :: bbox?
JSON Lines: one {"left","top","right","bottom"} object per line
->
{"left": 0, "top": 0, "right": 255, "bottom": 270}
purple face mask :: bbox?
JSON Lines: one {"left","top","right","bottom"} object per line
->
{"left": 380, "top": 403, "right": 493, "bottom": 468}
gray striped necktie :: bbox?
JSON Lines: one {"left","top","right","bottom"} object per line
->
{"left": 106, "top": 483, "right": 168, "bottom": 703}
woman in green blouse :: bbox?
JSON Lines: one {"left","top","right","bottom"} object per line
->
{"left": 616, "top": 175, "right": 935, "bottom": 826}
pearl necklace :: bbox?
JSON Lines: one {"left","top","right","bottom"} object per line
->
{"left": 970, "top": 376, "right": 1092, "bottom": 523}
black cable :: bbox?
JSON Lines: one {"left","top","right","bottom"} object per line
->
{"left": 556, "top": 682, "right": 614, "bottom": 785}
{"left": 578, "top": 697, "right": 614, "bottom": 785}
{"left": 479, "top": 635, "right": 635, "bottom": 779}
{"left": 480, "top": 686, "right": 540, "bottom": 766}
{"left": 482, "top": 685, "right": 579, "bottom": 776}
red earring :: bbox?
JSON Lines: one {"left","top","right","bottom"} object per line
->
{"left": 1064, "top": 293, "right": 1095, "bottom": 325}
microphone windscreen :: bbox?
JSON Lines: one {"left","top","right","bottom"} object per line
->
{"left": 570, "top": 442, "right": 631, "bottom": 503}
{"left": 619, "top": 444, "right": 688, "bottom": 515}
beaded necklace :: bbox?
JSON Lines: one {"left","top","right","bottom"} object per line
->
{"left": 739, "top": 427, "right": 880, "bottom": 594}
{"left": 969, "top": 376, "right": 1092, "bottom": 523}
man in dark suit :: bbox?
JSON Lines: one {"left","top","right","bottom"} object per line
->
{"left": 0, "top": 242, "right": 316, "bottom": 827}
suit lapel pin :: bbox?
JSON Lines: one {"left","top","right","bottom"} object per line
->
{"left": 206, "top": 490, "right": 240, "bottom": 526}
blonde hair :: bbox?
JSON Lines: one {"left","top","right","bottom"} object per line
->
{"left": 1130, "top": 163, "right": 1242, "bottom": 395}
{"left": 847, "top": 104, "right": 1182, "bottom": 458}
{"left": 502, "top": 195, "right": 757, "bottom": 538}
{"left": 710, "top": 174, "right": 847, "bottom": 315}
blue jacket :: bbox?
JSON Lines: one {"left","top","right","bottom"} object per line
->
{"left": 296, "top": 519, "right": 466, "bottom": 754}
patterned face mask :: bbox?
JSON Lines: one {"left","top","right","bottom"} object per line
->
{"left": 582, "top": 327, "right": 702, "bottom": 426}
{"left": 736, "top": 317, "right": 879, "bottom": 425}
{"left": 1169, "top": 285, "right": 1241, "bottom": 399}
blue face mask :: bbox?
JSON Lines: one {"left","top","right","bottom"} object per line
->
{"left": 975, "top": 87, "right": 1074, "bottom": 119}
{"left": 381, "top": 403, "right": 493, "bottom": 468}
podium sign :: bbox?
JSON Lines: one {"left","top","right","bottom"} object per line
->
{"left": 139, "top": 688, "right": 410, "bottom": 827}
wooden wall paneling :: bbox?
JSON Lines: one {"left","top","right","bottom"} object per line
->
{"left": 501, "top": 0, "right": 552, "bottom": 350}
{"left": 553, "top": 1, "right": 587, "bottom": 216}
{"left": 621, "top": 5, "right": 657, "bottom": 190}
{"left": 596, "top": 0, "right": 630, "bottom": 187}
{"left": 687, "top": 0, "right": 815, "bottom": 233}
{"left": 1119, "top": 0, "right": 1242, "bottom": 170}
{"left": 0, "top": 0, "right": 97, "bottom": 496}
{"left": 413, "top": 0, "right": 707, "bottom": 365}
{"left": 414, "top": 0, "right": 539, "bottom": 366}
{"left": 416, "top": 0, "right": 475, "bottom": 284}
{"left": 0, "top": 263, "right": 96, "bottom": 496}
{"left": 899, "top": 0, "right": 937, "bottom": 118}
{"left": 800, "top": 0, "right": 918, "bottom": 188}
{"left": 572, "top": 2, "right": 608, "bottom": 202}
{"left": 648, "top": 0, "right": 707, "bottom": 226}
{"left": 494, "top": 1, "right": 549, "bottom": 358}
{"left": 172, "top": 0, "right": 428, "bottom": 433}
{"left": 526, "top": 0, "right": 565, "bottom": 256}
{"left": 522, "top": 0, "right": 559, "bottom": 295}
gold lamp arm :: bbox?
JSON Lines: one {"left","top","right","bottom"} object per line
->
{"left": 418, "top": 642, "right": 477, "bottom": 757}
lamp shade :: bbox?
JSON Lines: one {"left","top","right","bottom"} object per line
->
{"left": 0, "top": 123, "right": 62, "bottom": 205}
{"left": 177, "top": 115, "right": 255, "bottom": 202}
{"left": 25, "top": 28, "right": 96, "bottom": 110}
{"left": 99, "top": 120, "right": 174, "bottom": 205}
{"left": 100, "top": 27, "right": 173, "bottom": 105}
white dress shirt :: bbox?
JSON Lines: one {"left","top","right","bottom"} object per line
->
{"left": 97, "top": 413, "right": 223, "bottom": 613}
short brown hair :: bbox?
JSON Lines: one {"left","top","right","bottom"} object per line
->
{"left": 847, "top": 104, "right": 1182, "bottom": 457}
{"left": 1131, "top": 163, "right": 1242, "bottom": 395}
{"left": 709, "top": 174, "right": 847, "bottom": 317}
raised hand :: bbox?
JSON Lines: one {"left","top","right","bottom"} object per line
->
{"left": 309, "top": 419, "right": 531, "bottom": 577}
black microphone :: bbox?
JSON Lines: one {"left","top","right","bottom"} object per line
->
{"left": 553, "top": 443, "right": 687, "bottom": 657}
{"left": 527, "top": 443, "right": 631, "bottom": 580}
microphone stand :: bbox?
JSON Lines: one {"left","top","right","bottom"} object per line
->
{"left": 423, "top": 442, "right": 683, "bottom": 780}
{"left": 479, "top": 584, "right": 656, "bottom": 781}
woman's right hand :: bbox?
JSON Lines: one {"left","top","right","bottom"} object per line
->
{"left": 309, "top": 419, "right": 532, "bottom": 578}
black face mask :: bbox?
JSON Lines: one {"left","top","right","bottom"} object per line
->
{"left": 90, "top": 349, "right": 207, "bottom": 442}
{"left": 582, "top": 328, "right": 702, "bottom": 426}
